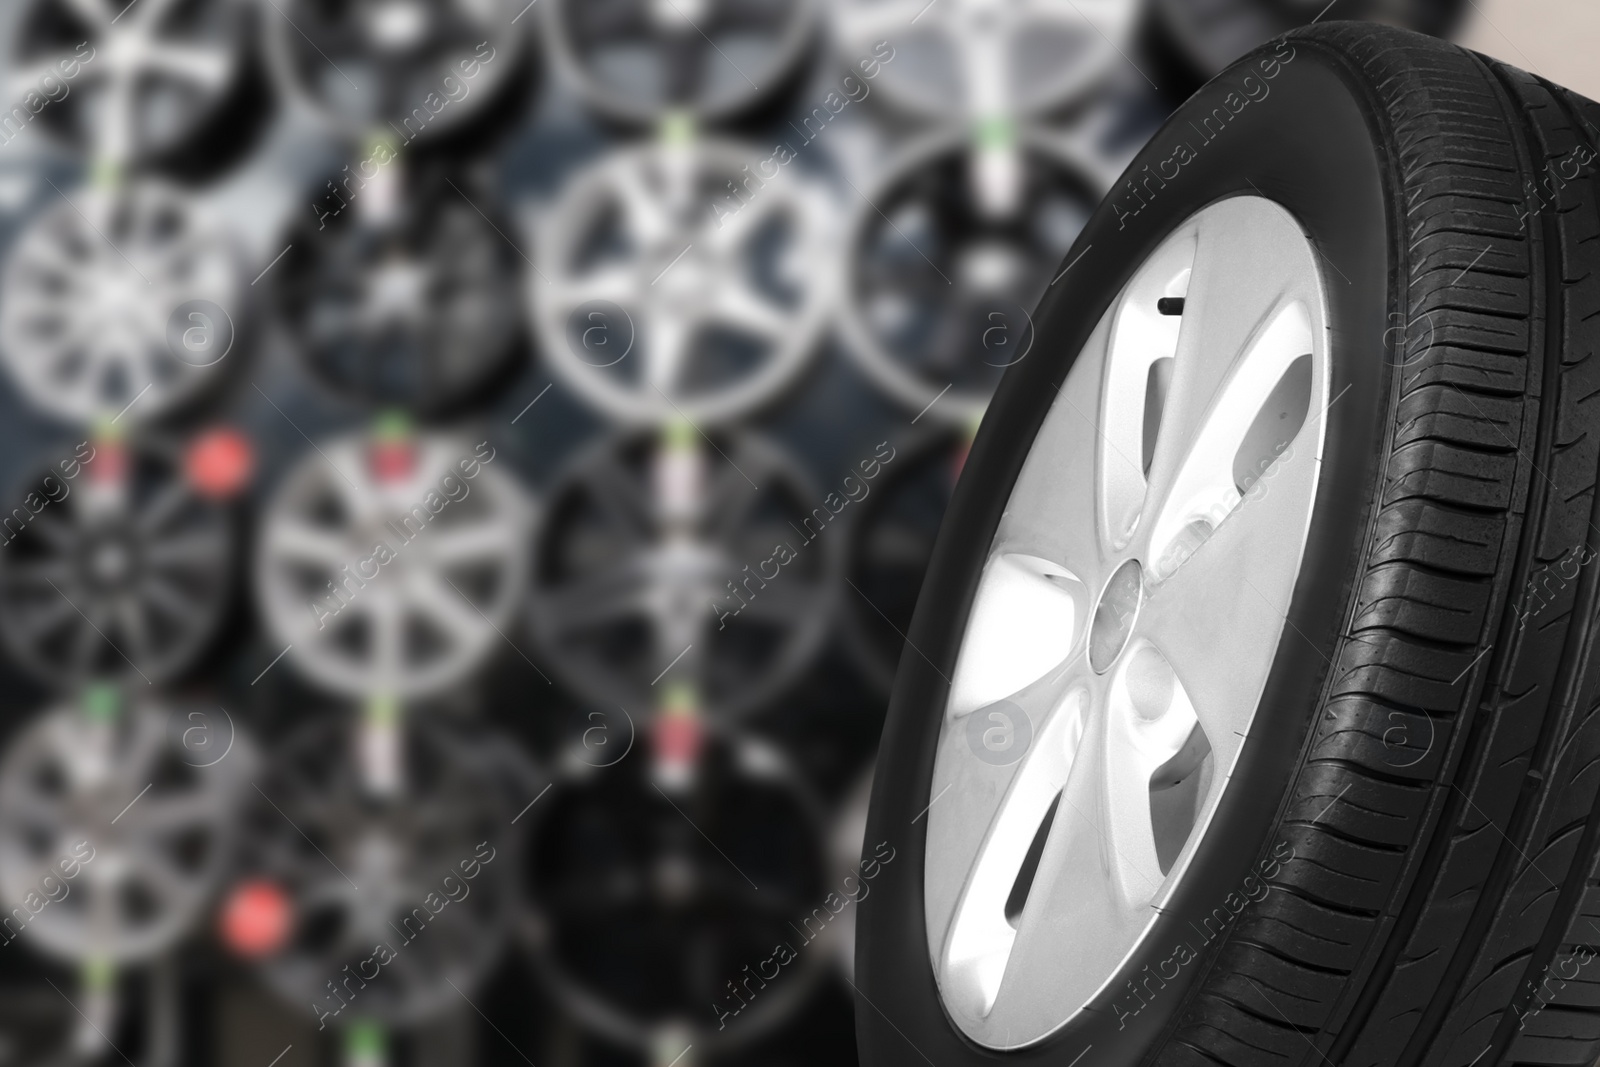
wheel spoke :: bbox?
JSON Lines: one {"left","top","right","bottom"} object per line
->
{"left": 428, "top": 525, "right": 517, "bottom": 570}
{"left": 929, "top": 677, "right": 1093, "bottom": 1026}
{"left": 947, "top": 551, "right": 1087, "bottom": 720}
{"left": 407, "top": 569, "right": 488, "bottom": 646}
{"left": 369, "top": 587, "right": 403, "bottom": 681}
{"left": 646, "top": 311, "right": 696, "bottom": 393}
{"left": 268, "top": 519, "right": 351, "bottom": 568}
{"left": 610, "top": 162, "right": 674, "bottom": 247}
{"left": 709, "top": 283, "right": 787, "bottom": 341}
{"left": 137, "top": 481, "right": 191, "bottom": 535}
{"left": 989, "top": 309, "right": 1114, "bottom": 590}
{"left": 560, "top": 263, "right": 638, "bottom": 309}
{"left": 144, "top": 44, "right": 232, "bottom": 91}
{"left": 543, "top": 567, "right": 650, "bottom": 632}
{"left": 833, "top": 0, "right": 927, "bottom": 44}
{"left": 1135, "top": 439, "right": 1322, "bottom": 774}
{"left": 61, "top": 0, "right": 111, "bottom": 26}
{"left": 1140, "top": 201, "right": 1325, "bottom": 578}
{"left": 1096, "top": 225, "right": 1195, "bottom": 550}
{"left": 145, "top": 531, "right": 227, "bottom": 569}
{"left": 989, "top": 709, "right": 1150, "bottom": 1032}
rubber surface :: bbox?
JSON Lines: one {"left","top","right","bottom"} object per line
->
{"left": 855, "top": 21, "right": 1600, "bottom": 1067}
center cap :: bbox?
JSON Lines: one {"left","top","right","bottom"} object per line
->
{"left": 1088, "top": 558, "right": 1142, "bottom": 673}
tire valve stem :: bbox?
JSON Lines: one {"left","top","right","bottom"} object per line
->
{"left": 1157, "top": 297, "right": 1186, "bottom": 316}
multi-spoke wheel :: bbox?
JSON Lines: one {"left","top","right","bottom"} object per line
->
{"left": 839, "top": 129, "right": 1109, "bottom": 424}
{"left": 527, "top": 430, "right": 838, "bottom": 719}
{"left": 0, "top": 181, "right": 243, "bottom": 427}
{"left": 824, "top": 0, "right": 1138, "bottom": 121}
{"left": 857, "top": 26, "right": 1600, "bottom": 1067}
{"left": 519, "top": 728, "right": 827, "bottom": 1051}
{"left": 842, "top": 431, "right": 965, "bottom": 694}
{"left": 275, "top": 171, "right": 523, "bottom": 415}
{"left": 243, "top": 716, "right": 513, "bottom": 1025}
{"left": 10, "top": 0, "right": 248, "bottom": 164}
{"left": 263, "top": 0, "right": 527, "bottom": 137}
{"left": 0, "top": 442, "right": 232, "bottom": 689}
{"left": 532, "top": 140, "right": 833, "bottom": 425}
{"left": 255, "top": 430, "right": 533, "bottom": 699}
{"left": 0, "top": 697, "right": 243, "bottom": 964}
{"left": 1154, "top": 0, "right": 1467, "bottom": 76}
{"left": 546, "top": 0, "right": 816, "bottom": 124}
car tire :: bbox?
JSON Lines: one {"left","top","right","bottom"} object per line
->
{"left": 856, "top": 21, "right": 1600, "bottom": 1067}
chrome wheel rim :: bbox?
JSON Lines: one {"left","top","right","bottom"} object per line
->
{"left": 0, "top": 700, "right": 241, "bottom": 964}
{"left": 532, "top": 140, "right": 833, "bottom": 426}
{"left": 547, "top": 0, "right": 817, "bottom": 124}
{"left": 255, "top": 432, "right": 534, "bottom": 698}
{"left": 264, "top": 0, "right": 525, "bottom": 137}
{"left": 526, "top": 430, "right": 838, "bottom": 718}
{"left": 0, "top": 182, "right": 241, "bottom": 427}
{"left": 924, "top": 196, "right": 1330, "bottom": 1048}
{"left": 0, "top": 443, "right": 233, "bottom": 689}
{"left": 825, "top": 0, "right": 1138, "bottom": 121}
{"left": 838, "top": 129, "right": 1109, "bottom": 425}
{"left": 11, "top": 0, "right": 245, "bottom": 164}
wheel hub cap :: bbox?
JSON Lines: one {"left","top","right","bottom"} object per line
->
{"left": 1088, "top": 558, "right": 1142, "bottom": 673}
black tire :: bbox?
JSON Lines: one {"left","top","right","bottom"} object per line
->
{"left": 857, "top": 21, "right": 1600, "bottom": 1067}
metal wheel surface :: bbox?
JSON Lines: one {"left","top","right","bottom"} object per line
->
{"left": 0, "top": 442, "right": 233, "bottom": 689}
{"left": 0, "top": 698, "right": 242, "bottom": 964}
{"left": 276, "top": 172, "right": 523, "bottom": 415}
{"left": 547, "top": 0, "right": 816, "bottom": 125}
{"left": 263, "top": 0, "right": 526, "bottom": 137}
{"left": 532, "top": 139, "right": 833, "bottom": 426}
{"left": 924, "top": 196, "right": 1328, "bottom": 1047}
{"left": 0, "top": 181, "right": 243, "bottom": 427}
{"left": 825, "top": 0, "right": 1138, "bottom": 121}
{"left": 526, "top": 430, "right": 838, "bottom": 719}
{"left": 838, "top": 129, "right": 1108, "bottom": 424}
{"left": 10, "top": 0, "right": 247, "bottom": 164}
{"left": 254, "top": 431, "right": 533, "bottom": 699}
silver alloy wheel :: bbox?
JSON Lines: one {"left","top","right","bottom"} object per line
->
{"left": 546, "top": 0, "right": 817, "bottom": 125}
{"left": 532, "top": 139, "right": 834, "bottom": 426}
{"left": 825, "top": 0, "right": 1138, "bottom": 121}
{"left": 924, "top": 196, "right": 1329, "bottom": 1048}
{"left": 263, "top": 0, "right": 525, "bottom": 137}
{"left": 255, "top": 432, "right": 534, "bottom": 699}
{"left": 838, "top": 128, "right": 1111, "bottom": 425}
{"left": 526, "top": 430, "right": 839, "bottom": 718}
{"left": 0, "top": 182, "right": 242, "bottom": 427}
{"left": 11, "top": 0, "right": 245, "bottom": 164}
{"left": 0, "top": 700, "right": 242, "bottom": 964}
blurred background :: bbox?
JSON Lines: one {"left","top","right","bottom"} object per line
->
{"left": 0, "top": 1, "right": 1576, "bottom": 1065}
